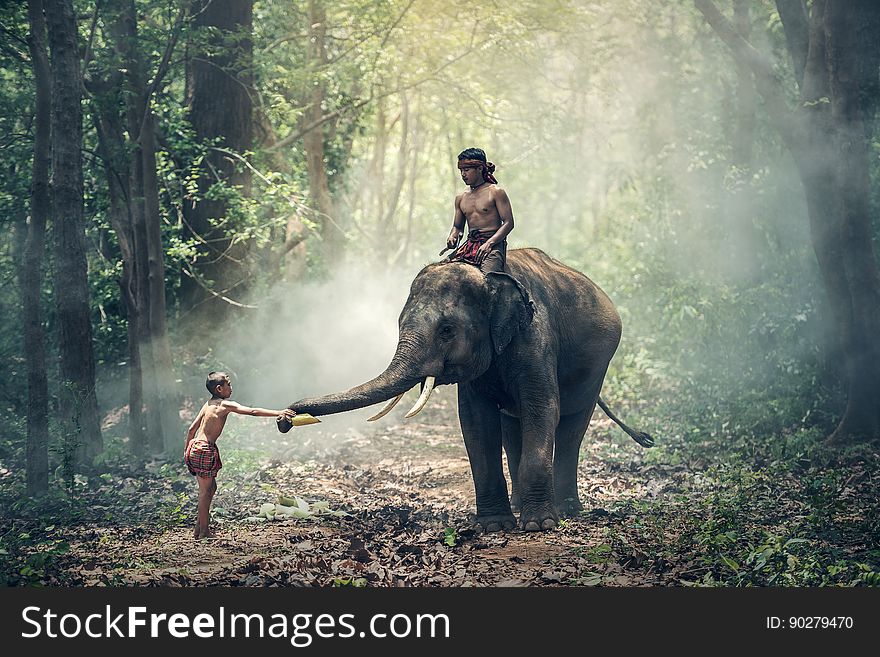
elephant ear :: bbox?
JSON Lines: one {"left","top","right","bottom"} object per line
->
{"left": 486, "top": 272, "right": 535, "bottom": 354}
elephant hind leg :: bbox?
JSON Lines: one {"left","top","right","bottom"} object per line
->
{"left": 554, "top": 406, "right": 594, "bottom": 517}
{"left": 500, "top": 413, "right": 522, "bottom": 512}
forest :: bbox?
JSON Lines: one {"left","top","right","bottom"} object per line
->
{"left": 0, "top": 0, "right": 878, "bottom": 588}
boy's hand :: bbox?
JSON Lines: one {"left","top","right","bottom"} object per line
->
{"left": 276, "top": 409, "right": 295, "bottom": 434}
{"left": 476, "top": 241, "right": 493, "bottom": 264}
{"left": 441, "top": 229, "right": 461, "bottom": 254}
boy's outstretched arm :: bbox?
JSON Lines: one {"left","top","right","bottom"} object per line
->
{"left": 222, "top": 401, "right": 294, "bottom": 418}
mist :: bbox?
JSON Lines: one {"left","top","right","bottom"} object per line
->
{"left": 193, "top": 259, "right": 460, "bottom": 449}
{"left": 2, "top": 0, "right": 877, "bottom": 592}
{"left": 187, "top": 0, "right": 833, "bottom": 451}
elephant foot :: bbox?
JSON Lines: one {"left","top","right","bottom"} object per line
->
{"left": 555, "top": 496, "right": 584, "bottom": 518}
{"left": 519, "top": 504, "right": 559, "bottom": 532}
{"left": 470, "top": 513, "right": 516, "bottom": 533}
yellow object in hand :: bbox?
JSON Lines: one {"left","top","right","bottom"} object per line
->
{"left": 291, "top": 413, "right": 320, "bottom": 426}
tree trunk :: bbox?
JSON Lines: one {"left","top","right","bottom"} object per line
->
{"left": 92, "top": 107, "right": 146, "bottom": 461}
{"left": 23, "top": 0, "right": 50, "bottom": 494}
{"left": 696, "top": 0, "right": 880, "bottom": 443}
{"left": 793, "top": 0, "right": 880, "bottom": 442}
{"left": 109, "top": 0, "right": 168, "bottom": 453}
{"left": 131, "top": 148, "right": 162, "bottom": 454}
{"left": 775, "top": 0, "right": 809, "bottom": 89}
{"left": 253, "top": 108, "right": 310, "bottom": 280}
{"left": 392, "top": 96, "right": 421, "bottom": 268}
{"left": 380, "top": 90, "right": 409, "bottom": 262}
{"left": 823, "top": 0, "right": 880, "bottom": 441}
{"left": 727, "top": 0, "right": 758, "bottom": 274}
{"left": 141, "top": 110, "right": 181, "bottom": 452}
{"left": 371, "top": 96, "right": 387, "bottom": 253}
{"left": 732, "top": 0, "right": 756, "bottom": 168}
{"left": 45, "top": 0, "right": 103, "bottom": 465}
{"left": 303, "top": 0, "right": 341, "bottom": 263}
{"left": 182, "top": 0, "right": 253, "bottom": 324}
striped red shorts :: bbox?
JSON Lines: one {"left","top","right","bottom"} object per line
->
{"left": 185, "top": 439, "right": 222, "bottom": 478}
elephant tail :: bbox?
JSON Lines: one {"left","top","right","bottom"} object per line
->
{"left": 597, "top": 398, "right": 655, "bottom": 448}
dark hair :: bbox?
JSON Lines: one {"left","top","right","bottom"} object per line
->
{"left": 457, "top": 147, "right": 487, "bottom": 162}
{"left": 206, "top": 371, "right": 229, "bottom": 398}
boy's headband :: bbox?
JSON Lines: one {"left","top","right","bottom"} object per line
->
{"left": 457, "top": 159, "right": 497, "bottom": 184}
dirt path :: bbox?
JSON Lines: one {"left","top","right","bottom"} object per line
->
{"left": 61, "top": 388, "right": 686, "bottom": 587}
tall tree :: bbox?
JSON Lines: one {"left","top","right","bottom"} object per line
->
{"left": 23, "top": 0, "right": 50, "bottom": 493}
{"left": 91, "top": 101, "right": 147, "bottom": 460}
{"left": 695, "top": 0, "right": 880, "bottom": 443}
{"left": 44, "top": 0, "right": 103, "bottom": 464}
{"left": 182, "top": 0, "right": 254, "bottom": 324}
{"left": 303, "top": 0, "right": 342, "bottom": 263}
{"left": 90, "top": 0, "right": 184, "bottom": 455}
{"left": 117, "top": 0, "right": 180, "bottom": 454}
{"left": 725, "top": 0, "right": 758, "bottom": 274}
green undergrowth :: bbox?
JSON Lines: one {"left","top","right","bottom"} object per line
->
{"left": 0, "top": 430, "right": 258, "bottom": 586}
{"left": 588, "top": 416, "right": 880, "bottom": 586}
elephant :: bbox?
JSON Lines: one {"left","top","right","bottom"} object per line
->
{"left": 278, "top": 247, "right": 653, "bottom": 532}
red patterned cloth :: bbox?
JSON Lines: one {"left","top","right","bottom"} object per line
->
{"left": 185, "top": 439, "right": 222, "bottom": 478}
{"left": 450, "top": 229, "right": 492, "bottom": 265}
{"left": 448, "top": 229, "right": 507, "bottom": 273}
{"left": 457, "top": 158, "right": 497, "bottom": 184}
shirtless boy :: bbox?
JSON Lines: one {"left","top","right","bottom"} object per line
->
{"left": 442, "top": 147, "right": 515, "bottom": 273}
{"left": 184, "top": 371, "right": 294, "bottom": 539}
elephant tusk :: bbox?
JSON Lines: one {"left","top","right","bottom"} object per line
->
{"left": 404, "top": 376, "right": 436, "bottom": 419}
{"left": 367, "top": 393, "right": 405, "bottom": 422}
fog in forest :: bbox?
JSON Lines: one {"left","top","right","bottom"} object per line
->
{"left": 3, "top": 0, "right": 878, "bottom": 591}
{"left": 189, "top": 0, "right": 830, "bottom": 449}
{"left": 208, "top": 263, "right": 422, "bottom": 442}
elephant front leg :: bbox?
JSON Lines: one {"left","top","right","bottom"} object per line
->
{"left": 458, "top": 384, "right": 516, "bottom": 533}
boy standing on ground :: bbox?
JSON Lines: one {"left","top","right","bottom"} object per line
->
{"left": 442, "top": 147, "right": 515, "bottom": 273}
{"left": 184, "top": 371, "right": 295, "bottom": 539}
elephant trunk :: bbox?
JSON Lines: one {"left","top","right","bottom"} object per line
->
{"left": 293, "top": 367, "right": 417, "bottom": 417}
{"left": 278, "top": 337, "right": 427, "bottom": 432}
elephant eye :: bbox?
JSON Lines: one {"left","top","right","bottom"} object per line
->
{"left": 439, "top": 324, "right": 455, "bottom": 339}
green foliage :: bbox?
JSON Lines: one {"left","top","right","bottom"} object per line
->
{"left": 332, "top": 576, "right": 368, "bottom": 587}
{"left": 0, "top": 0, "right": 878, "bottom": 588}
{"left": 0, "top": 528, "right": 70, "bottom": 586}
{"left": 596, "top": 434, "right": 880, "bottom": 587}
{"left": 0, "top": 454, "right": 196, "bottom": 585}
{"left": 156, "top": 492, "right": 190, "bottom": 530}
{"left": 0, "top": 486, "right": 98, "bottom": 586}
{"left": 575, "top": 543, "right": 613, "bottom": 564}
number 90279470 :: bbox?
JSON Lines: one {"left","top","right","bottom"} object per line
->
{"left": 787, "top": 617, "right": 853, "bottom": 629}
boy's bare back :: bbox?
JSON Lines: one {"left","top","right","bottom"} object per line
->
{"left": 193, "top": 400, "right": 230, "bottom": 443}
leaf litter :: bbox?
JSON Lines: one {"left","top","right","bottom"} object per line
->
{"left": 2, "top": 385, "right": 878, "bottom": 587}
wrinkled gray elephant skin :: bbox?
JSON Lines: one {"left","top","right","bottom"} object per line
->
{"left": 278, "top": 248, "right": 653, "bottom": 532}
